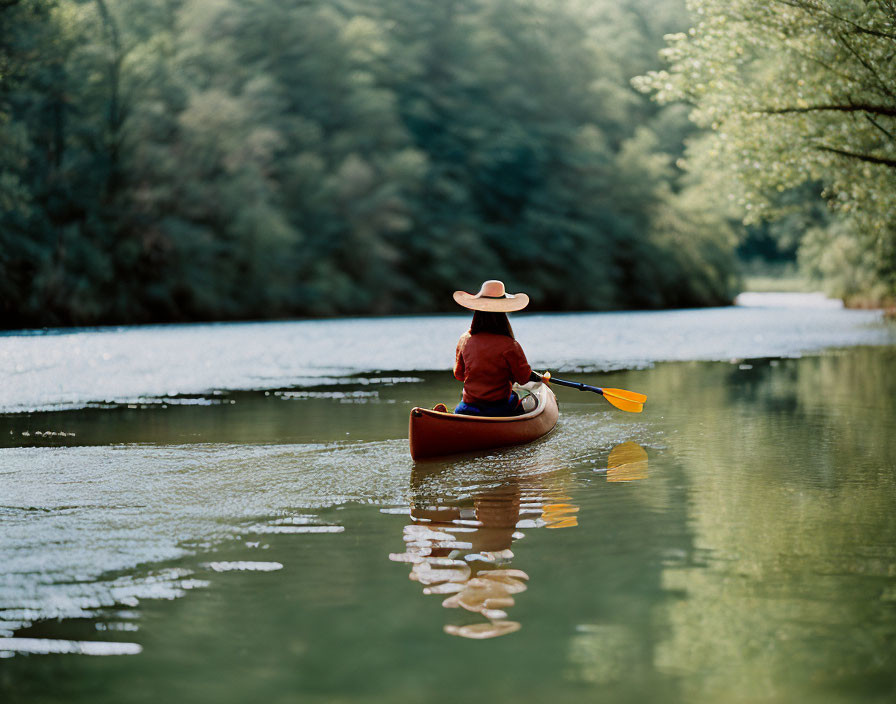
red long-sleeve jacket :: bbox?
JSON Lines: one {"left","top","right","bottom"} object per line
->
{"left": 454, "top": 331, "right": 533, "bottom": 404}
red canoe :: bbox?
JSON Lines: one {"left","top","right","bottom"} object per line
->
{"left": 409, "top": 382, "right": 559, "bottom": 460}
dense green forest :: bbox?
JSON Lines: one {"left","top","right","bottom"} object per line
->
{"left": 1, "top": 0, "right": 893, "bottom": 328}
{"left": 0, "top": 0, "right": 741, "bottom": 326}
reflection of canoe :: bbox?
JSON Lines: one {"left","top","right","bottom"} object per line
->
{"left": 409, "top": 382, "right": 559, "bottom": 460}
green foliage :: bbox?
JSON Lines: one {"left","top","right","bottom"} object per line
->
{"left": 1, "top": 0, "right": 741, "bottom": 327}
{"left": 636, "top": 0, "right": 896, "bottom": 303}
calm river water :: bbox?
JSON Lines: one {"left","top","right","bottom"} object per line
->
{"left": 1, "top": 295, "right": 895, "bottom": 703}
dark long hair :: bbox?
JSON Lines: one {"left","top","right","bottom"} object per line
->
{"left": 470, "top": 310, "right": 515, "bottom": 338}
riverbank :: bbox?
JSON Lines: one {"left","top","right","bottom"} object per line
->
{"left": 740, "top": 267, "right": 896, "bottom": 316}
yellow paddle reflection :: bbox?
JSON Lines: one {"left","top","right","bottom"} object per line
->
{"left": 540, "top": 500, "right": 579, "bottom": 529}
{"left": 606, "top": 441, "right": 648, "bottom": 482}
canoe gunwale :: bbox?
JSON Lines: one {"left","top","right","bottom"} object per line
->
{"left": 410, "top": 382, "right": 552, "bottom": 423}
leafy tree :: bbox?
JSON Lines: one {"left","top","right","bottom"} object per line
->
{"left": 0, "top": 0, "right": 54, "bottom": 325}
{"left": 635, "top": 0, "right": 896, "bottom": 303}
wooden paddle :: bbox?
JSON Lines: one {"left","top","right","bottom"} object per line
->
{"left": 536, "top": 371, "right": 646, "bottom": 413}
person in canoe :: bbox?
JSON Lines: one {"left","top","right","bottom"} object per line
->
{"left": 451, "top": 280, "right": 544, "bottom": 416}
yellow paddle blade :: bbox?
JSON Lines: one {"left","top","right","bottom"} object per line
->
{"left": 607, "top": 442, "right": 648, "bottom": 482}
{"left": 602, "top": 392, "right": 643, "bottom": 413}
{"left": 602, "top": 387, "right": 647, "bottom": 404}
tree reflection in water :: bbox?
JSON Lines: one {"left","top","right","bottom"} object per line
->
{"left": 390, "top": 443, "right": 647, "bottom": 639}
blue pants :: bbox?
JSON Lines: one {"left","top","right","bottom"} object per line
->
{"left": 454, "top": 392, "right": 523, "bottom": 417}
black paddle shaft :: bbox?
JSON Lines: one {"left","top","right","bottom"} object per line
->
{"left": 531, "top": 371, "right": 604, "bottom": 396}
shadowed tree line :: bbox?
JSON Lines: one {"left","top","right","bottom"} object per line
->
{"left": 0, "top": 0, "right": 744, "bottom": 327}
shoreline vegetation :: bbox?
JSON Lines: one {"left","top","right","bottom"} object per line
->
{"left": 2, "top": 259, "right": 892, "bottom": 335}
{"left": 1, "top": 1, "right": 893, "bottom": 330}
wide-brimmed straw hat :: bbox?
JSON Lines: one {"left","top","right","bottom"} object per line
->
{"left": 453, "top": 280, "right": 529, "bottom": 312}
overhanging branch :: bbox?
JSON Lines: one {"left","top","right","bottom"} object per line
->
{"left": 866, "top": 113, "right": 896, "bottom": 142}
{"left": 757, "top": 104, "right": 896, "bottom": 118}
{"left": 816, "top": 144, "right": 896, "bottom": 167}
{"left": 773, "top": 0, "right": 896, "bottom": 41}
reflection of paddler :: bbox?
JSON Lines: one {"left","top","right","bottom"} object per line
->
{"left": 391, "top": 469, "right": 580, "bottom": 639}
{"left": 404, "top": 485, "right": 519, "bottom": 556}
{"left": 405, "top": 485, "right": 526, "bottom": 639}
{"left": 605, "top": 442, "right": 648, "bottom": 482}
{"left": 470, "top": 485, "right": 522, "bottom": 552}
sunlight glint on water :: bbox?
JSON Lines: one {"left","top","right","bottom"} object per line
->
{"left": 1, "top": 297, "right": 891, "bottom": 413}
